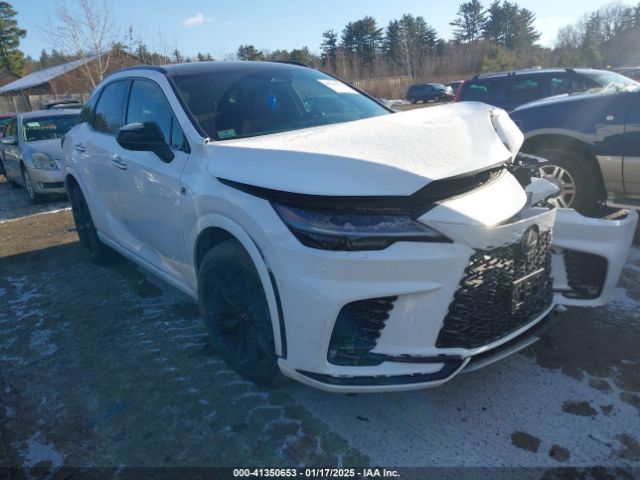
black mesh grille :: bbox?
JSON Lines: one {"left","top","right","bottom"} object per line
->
{"left": 328, "top": 297, "right": 396, "bottom": 366}
{"left": 436, "top": 230, "right": 553, "bottom": 349}
{"left": 563, "top": 250, "right": 607, "bottom": 299}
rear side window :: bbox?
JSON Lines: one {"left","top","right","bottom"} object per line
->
{"left": 93, "top": 81, "right": 129, "bottom": 134}
{"left": 459, "top": 79, "right": 503, "bottom": 103}
{"left": 126, "top": 79, "right": 186, "bottom": 150}
{"left": 549, "top": 76, "right": 590, "bottom": 96}
{"left": 78, "top": 92, "right": 99, "bottom": 124}
{"left": 506, "top": 76, "right": 543, "bottom": 106}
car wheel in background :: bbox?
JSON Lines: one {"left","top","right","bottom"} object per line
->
{"left": 21, "top": 165, "right": 44, "bottom": 204}
{"left": 197, "top": 239, "right": 279, "bottom": 385}
{"left": 69, "top": 184, "right": 115, "bottom": 264}
{"left": 536, "top": 148, "right": 602, "bottom": 213}
{"left": 409, "top": 97, "right": 417, "bottom": 104}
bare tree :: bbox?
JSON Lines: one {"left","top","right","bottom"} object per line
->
{"left": 42, "top": 0, "right": 118, "bottom": 87}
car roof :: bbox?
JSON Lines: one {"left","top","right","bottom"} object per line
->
{"left": 20, "top": 109, "right": 81, "bottom": 119}
{"left": 118, "top": 60, "right": 309, "bottom": 79}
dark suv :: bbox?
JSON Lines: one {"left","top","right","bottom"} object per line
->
{"left": 406, "top": 83, "right": 452, "bottom": 104}
{"left": 455, "top": 68, "right": 636, "bottom": 111}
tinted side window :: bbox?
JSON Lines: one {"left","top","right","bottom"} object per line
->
{"left": 93, "top": 81, "right": 129, "bottom": 134}
{"left": 126, "top": 80, "right": 186, "bottom": 150}
{"left": 78, "top": 91, "right": 99, "bottom": 124}
{"left": 4, "top": 118, "right": 14, "bottom": 138}
{"left": 550, "top": 75, "right": 590, "bottom": 95}
{"left": 459, "top": 79, "right": 504, "bottom": 102}
{"left": 506, "top": 76, "right": 543, "bottom": 106}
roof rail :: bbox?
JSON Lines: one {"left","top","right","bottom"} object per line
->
{"left": 273, "top": 60, "right": 311, "bottom": 68}
{"left": 116, "top": 64, "right": 168, "bottom": 74}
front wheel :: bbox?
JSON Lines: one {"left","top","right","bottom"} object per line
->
{"left": 409, "top": 97, "right": 417, "bottom": 104}
{"left": 536, "top": 148, "right": 603, "bottom": 213}
{"left": 22, "top": 166, "right": 44, "bottom": 204}
{"left": 197, "top": 240, "right": 279, "bottom": 385}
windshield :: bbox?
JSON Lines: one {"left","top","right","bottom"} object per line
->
{"left": 174, "top": 66, "right": 390, "bottom": 140}
{"left": 583, "top": 70, "right": 637, "bottom": 88}
{"left": 23, "top": 115, "right": 78, "bottom": 142}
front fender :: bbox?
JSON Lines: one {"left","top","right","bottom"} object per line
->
{"left": 189, "top": 213, "right": 285, "bottom": 357}
{"left": 551, "top": 208, "right": 638, "bottom": 306}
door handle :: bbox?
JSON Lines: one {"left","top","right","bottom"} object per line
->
{"left": 111, "top": 154, "right": 128, "bottom": 170}
{"left": 74, "top": 143, "right": 86, "bottom": 153}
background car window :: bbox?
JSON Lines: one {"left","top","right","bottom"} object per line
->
{"left": 23, "top": 115, "right": 79, "bottom": 142}
{"left": 550, "top": 76, "right": 590, "bottom": 95}
{"left": 459, "top": 79, "right": 504, "bottom": 103}
{"left": 4, "top": 118, "right": 15, "bottom": 138}
{"left": 93, "top": 81, "right": 128, "bottom": 134}
{"left": 506, "top": 77, "right": 543, "bottom": 106}
{"left": 126, "top": 80, "right": 185, "bottom": 150}
{"left": 0, "top": 117, "right": 12, "bottom": 132}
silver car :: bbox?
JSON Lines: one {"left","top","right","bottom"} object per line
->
{"left": 0, "top": 109, "right": 79, "bottom": 203}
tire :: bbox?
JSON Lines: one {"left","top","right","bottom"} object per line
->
{"left": 21, "top": 165, "right": 44, "bottom": 204}
{"left": 197, "top": 240, "right": 279, "bottom": 385}
{"left": 409, "top": 97, "right": 417, "bottom": 104}
{"left": 535, "top": 148, "right": 603, "bottom": 213}
{"left": 69, "top": 184, "right": 115, "bottom": 264}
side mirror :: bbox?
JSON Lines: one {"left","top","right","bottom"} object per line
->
{"left": 116, "top": 122, "right": 175, "bottom": 163}
{"left": 1, "top": 136, "right": 16, "bottom": 145}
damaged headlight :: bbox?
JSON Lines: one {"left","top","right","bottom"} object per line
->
{"left": 508, "top": 152, "right": 546, "bottom": 187}
{"left": 273, "top": 203, "right": 450, "bottom": 251}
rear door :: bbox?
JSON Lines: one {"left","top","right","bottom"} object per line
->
{"left": 504, "top": 75, "right": 544, "bottom": 111}
{"left": 83, "top": 79, "right": 130, "bottom": 241}
{"left": 113, "top": 78, "right": 191, "bottom": 280}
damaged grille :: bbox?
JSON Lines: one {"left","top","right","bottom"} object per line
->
{"left": 563, "top": 250, "right": 607, "bottom": 299}
{"left": 328, "top": 296, "right": 397, "bottom": 366}
{"left": 436, "top": 230, "right": 553, "bottom": 350}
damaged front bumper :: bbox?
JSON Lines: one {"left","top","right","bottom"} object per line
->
{"left": 264, "top": 172, "right": 637, "bottom": 393}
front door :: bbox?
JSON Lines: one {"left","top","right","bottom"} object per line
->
{"left": 113, "top": 78, "right": 191, "bottom": 281}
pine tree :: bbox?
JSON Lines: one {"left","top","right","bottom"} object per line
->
{"left": 0, "top": 1, "right": 26, "bottom": 76}
{"left": 450, "top": 0, "right": 486, "bottom": 43}
{"left": 320, "top": 29, "right": 338, "bottom": 67}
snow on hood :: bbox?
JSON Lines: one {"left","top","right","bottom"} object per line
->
{"left": 210, "top": 102, "right": 523, "bottom": 196}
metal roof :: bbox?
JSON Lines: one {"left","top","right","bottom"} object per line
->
{"left": 0, "top": 55, "right": 98, "bottom": 94}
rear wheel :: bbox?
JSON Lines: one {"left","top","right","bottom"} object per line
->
{"left": 536, "top": 148, "right": 602, "bottom": 213}
{"left": 197, "top": 240, "right": 279, "bottom": 385}
{"left": 69, "top": 184, "right": 115, "bottom": 264}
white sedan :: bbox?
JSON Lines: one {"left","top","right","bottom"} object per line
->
{"left": 61, "top": 61, "right": 637, "bottom": 392}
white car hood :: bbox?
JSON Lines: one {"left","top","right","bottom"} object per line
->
{"left": 209, "top": 102, "right": 523, "bottom": 196}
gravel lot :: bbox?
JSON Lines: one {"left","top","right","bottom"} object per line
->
{"left": 1, "top": 177, "right": 639, "bottom": 479}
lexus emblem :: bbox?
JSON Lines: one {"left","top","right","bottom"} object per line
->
{"left": 521, "top": 226, "right": 539, "bottom": 255}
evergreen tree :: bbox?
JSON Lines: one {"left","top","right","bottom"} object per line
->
{"left": 0, "top": 1, "right": 26, "bottom": 76}
{"left": 236, "top": 45, "right": 264, "bottom": 61}
{"left": 450, "top": 0, "right": 486, "bottom": 43}
{"left": 320, "top": 29, "right": 338, "bottom": 67}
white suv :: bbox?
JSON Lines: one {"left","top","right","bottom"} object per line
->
{"left": 62, "top": 62, "right": 637, "bottom": 392}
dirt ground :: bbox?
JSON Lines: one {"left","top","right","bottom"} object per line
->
{"left": 1, "top": 177, "right": 640, "bottom": 479}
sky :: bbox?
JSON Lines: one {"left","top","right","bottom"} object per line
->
{"left": 14, "top": 0, "right": 620, "bottom": 60}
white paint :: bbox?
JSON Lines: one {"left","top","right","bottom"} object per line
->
{"left": 211, "top": 102, "right": 521, "bottom": 196}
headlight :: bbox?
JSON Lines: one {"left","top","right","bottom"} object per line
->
{"left": 32, "top": 152, "right": 58, "bottom": 170}
{"left": 273, "top": 203, "right": 450, "bottom": 251}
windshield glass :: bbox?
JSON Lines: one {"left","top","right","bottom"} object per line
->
{"left": 584, "top": 70, "right": 637, "bottom": 88}
{"left": 23, "top": 115, "right": 78, "bottom": 142}
{"left": 174, "top": 66, "right": 389, "bottom": 140}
